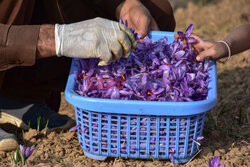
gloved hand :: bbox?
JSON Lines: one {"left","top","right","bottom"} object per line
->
{"left": 55, "top": 17, "right": 137, "bottom": 66}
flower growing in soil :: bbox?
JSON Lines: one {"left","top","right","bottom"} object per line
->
{"left": 209, "top": 156, "right": 225, "bottom": 167}
{"left": 20, "top": 144, "right": 35, "bottom": 165}
{"left": 11, "top": 145, "right": 35, "bottom": 166}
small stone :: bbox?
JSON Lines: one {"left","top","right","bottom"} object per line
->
{"left": 24, "top": 129, "right": 38, "bottom": 141}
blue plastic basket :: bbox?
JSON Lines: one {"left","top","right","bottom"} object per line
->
{"left": 64, "top": 31, "right": 217, "bottom": 163}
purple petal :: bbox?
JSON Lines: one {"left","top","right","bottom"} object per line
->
{"left": 212, "top": 156, "right": 220, "bottom": 167}
{"left": 125, "top": 20, "right": 128, "bottom": 27}
{"left": 185, "top": 24, "right": 194, "bottom": 37}
{"left": 209, "top": 159, "right": 212, "bottom": 167}
{"left": 175, "top": 60, "right": 183, "bottom": 67}
{"left": 111, "top": 87, "right": 120, "bottom": 99}
{"left": 152, "top": 88, "right": 165, "bottom": 95}
{"left": 174, "top": 50, "right": 185, "bottom": 58}
{"left": 141, "top": 73, "right": 147, "bottom": 85}
{"left": 25, "top": 145, "right": 34, "bottom": 159}
{"left": 69, "top": 124, "right": 80, "bottom": 132}
{"left": 105, "top": 87, "right": 113, "bottom": 97}
{"left": 119, "top": 90, "right": 133, "bottom": 95}
{"left": 196, "top": 136, "right": 204, "bottom": 141}
{"left": 186, "top": 73, "right": 195, "bottom": 81}
{"left": 159, "top": 65, "right": 170, "bottom": 71}
{"left": 177, "top": 31, "right": 185, "bottom": 38}
{"left": 119, "top": 19, "right": 124, "bottom": 24}
{"left": 19, "top": 145, "right": 25, "bottom": 157}
{"left": 187, "top": 37, "right": 197, "bottom": 43}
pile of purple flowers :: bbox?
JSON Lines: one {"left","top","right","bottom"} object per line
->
{"left": 74, "top": 24, "right": 209, "bottom": 102}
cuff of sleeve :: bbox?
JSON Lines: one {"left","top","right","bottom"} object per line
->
{"left": 5, "top": 25, "right": 40, "bottom": 67}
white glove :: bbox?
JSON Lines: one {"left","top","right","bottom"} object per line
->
{"left": 55, "top": 17, "right": 137, "bottom": 66}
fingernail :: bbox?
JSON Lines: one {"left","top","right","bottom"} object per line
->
{"left": 196, "top": 56, "right": 200, "bottom": 61}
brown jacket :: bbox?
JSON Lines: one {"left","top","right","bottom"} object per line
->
{"left": 0, "top": 0, "right": 175, "bottom": 103}
{"left": 0, "top": 0, "right": 123, "bottom": 103}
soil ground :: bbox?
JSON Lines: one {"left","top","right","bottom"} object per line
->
{"left": 0, "top": 0, "right": 249, "bottom": 166}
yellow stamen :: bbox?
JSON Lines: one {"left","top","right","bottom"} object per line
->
{"left": 147, "top": 91, "right": 152, "bottom": 95}
{"left": 82, "top": 74, "right": 85, "bottom": 78}
{"left": 122, "top": 75, "right": 126, "bottom": 80}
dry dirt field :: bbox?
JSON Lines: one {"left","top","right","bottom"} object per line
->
{"left": 0, "top": 0, "right": 249, "bottom": 166}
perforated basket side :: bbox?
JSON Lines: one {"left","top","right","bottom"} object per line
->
{"left": 75, "top": 107, "right": 206, "bottom": 163}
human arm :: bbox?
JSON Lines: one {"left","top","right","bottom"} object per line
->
{"left": 192, "top": 23, "right": 250, "bottom": 61}
{"left": 0, "top": 18, "right": 136, "bottom": 71}
{"left": 116, "top": 0, "right": 175, "bottom": 38}
{"left": 0, "top": 24, "right": 40, "bottom": 71}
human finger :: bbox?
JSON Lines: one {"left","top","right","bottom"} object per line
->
{"left": 196, "top": 49, "right": 215, "bottom": 61}
{"left": 110, "top": 40, "right": 123, "bottom": 61}
{"left": 116, "top": 31, "right": 132, "bottom": 58}
{"left": 97, "top": 45, "right": 113, "bottom": 66}
{"left": 119, "top": 23, "right": 137, "bottom": 49}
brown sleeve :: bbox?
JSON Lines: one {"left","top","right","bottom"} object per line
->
{"left": 0, "top": 24, "right": 40, "bottom": 71}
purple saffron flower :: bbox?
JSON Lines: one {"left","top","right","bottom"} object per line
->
{"left": 209, "top": 156, "right": 225, "bottom": 167}
{"left": 19, "top": 144, "right": 35, "bottom": 160}
{"left": 177, "top": 24, "right": 196, "bottom": 44}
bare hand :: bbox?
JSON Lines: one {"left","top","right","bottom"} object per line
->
{"left": 191, "top": 34, "right": 228, "bottom": 61}
{"left": 118, "top": 0, "right": 159, "bottom": 38}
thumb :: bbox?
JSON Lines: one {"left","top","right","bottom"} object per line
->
{"left": 136, "top": 25, "right": 149, "bottom": 39}
{"left": 196, "top": 49, "right": 213, "bottom": 61}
